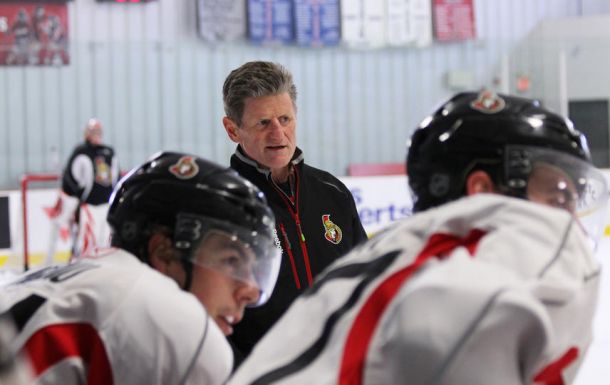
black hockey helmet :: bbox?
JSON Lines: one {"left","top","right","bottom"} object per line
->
{"left": 407, "top": 91, "right": 608, "bottom": 246}
{"left": 107, "top": 151, "right": 280, "bottom": 305}
{"left": 407, "top": 91, "right": 592, "bottom": 211}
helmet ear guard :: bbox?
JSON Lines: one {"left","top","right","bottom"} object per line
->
{"left": 174, "top": 213, "right": 205, "bottom": 252}
{"left": 501, "top": 146, "right": 533, "bottom": 198}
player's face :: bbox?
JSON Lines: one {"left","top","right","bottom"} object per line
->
{"left": 188, "top": 232, "right": 260, "bottom": 336}
{"left": 87, "top": 130, "right": 102, "bottom": 145}
{"left": 527, "top": 163, "right": 578, "bottom": 213}
{"left": 514, "top": 148, "right": 609, "bottom": 251}
{"left": 232, "top": 93, "right": 296, "bottom": 178}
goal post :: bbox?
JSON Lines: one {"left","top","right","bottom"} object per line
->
{"left": 20, "top": 173, "right": 60, "bottom": 271}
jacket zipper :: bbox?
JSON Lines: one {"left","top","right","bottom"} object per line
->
{"left": 272, "top": 168, "right": 313, "bottom": 288}
{"left": 295, "top": 217, "right": 313, "bottom": 285}
{"left": 280, "top": 222, "right": 301, "bottom": 289}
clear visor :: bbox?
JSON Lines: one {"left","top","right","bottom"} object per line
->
{"left": 522, "top": 147, "right": 609, "bottom": 250}
{"left": 187, "top": 227, "right": 281, "bottom": 307}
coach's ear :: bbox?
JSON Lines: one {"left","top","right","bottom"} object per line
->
{"left": 223, "top": 117, "right": 240, "bottom": 143}
{"left": 466, "top": 170, "right": 495, "bottom": 195}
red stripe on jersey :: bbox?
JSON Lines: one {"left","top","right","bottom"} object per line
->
{"left": 338, "top": 229, "right": 486, "bottom": 385}
{"left": 532, "top": 347, "right": 579, "bottom": 385}
{"left": 24, "top": 323, "right": 113, "bottom": 385}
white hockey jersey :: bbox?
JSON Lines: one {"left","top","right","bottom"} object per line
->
{"left": 229, "top": 194, "right": 601, "bottom": 385}
{"left": 0, "top": 248, "right": 233, "bottom": 385}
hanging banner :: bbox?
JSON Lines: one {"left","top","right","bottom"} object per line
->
{"left": 247, "top": 0, "right": 294, "bottom": 45}
{"left": 293, "top": 0, "right": 340, "bottom": 47}
{"left": 409, "top": 0, "right": 433, "bottom": 47}
{"left": 386, "top": 0, "right": 432, "bottom": 47}
{"left": 341, "top": 0, "right": 385, "bottom": 48}
{"left": 386, "top": 0, "right": 410, "bottom": 46}
{"left": 0, "top": 3, "right": 69, "bottom": 65}
{"left": 432, "top": 0, "right": 476, "bottom": 41}
{"left": 197, "top": 0, "right": 247, "bottom": 43}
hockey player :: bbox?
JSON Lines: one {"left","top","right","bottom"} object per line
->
{"left": 46, "top": 118, "right": 119, "bottom": 264}
{"left": 0, "top": 152, "right": 281, "bottom": 384}
{"left": 228, "top": 91, "right": 609, "bottom": 385}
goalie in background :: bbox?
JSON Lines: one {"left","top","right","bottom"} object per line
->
{"left": 46, "top": 118, "right": 119, "bottom": 264}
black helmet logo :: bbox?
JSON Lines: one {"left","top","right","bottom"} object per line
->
{"left": 169, "top": 156, "right": 199, "bottom": 179}
{"left": 429, "top": 173, "right": 450, "bottom": 197}
{"left": 121, "top": 221, "right": 138, "bottom": 241}
{"left": 470, "top": 90, "right": 506, "bottom": 114}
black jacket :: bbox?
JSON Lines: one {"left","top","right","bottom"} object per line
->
{"left": 228, "top": 146, "right": 368, "bottom": 360}
{"left": 61, "top": 142, "right": 117, "bottom": 205}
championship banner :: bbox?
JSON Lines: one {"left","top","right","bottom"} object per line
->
{"left": 294, "top": 0, "right": 340, "bottom": 47}
{"left": 197, "top": 0, "right": 247, "bottom": 43}
{"left": 340, "top": 0, "right": 385, "bottom": 48}
{"left": 0, "top": 3, "right": 69, "bottom": 65}
{"left": 432, "top": 0, "right": 475, "bottom": 42}
{"left": 386, "top": 0, "right": 432, "bottom": 47}
{"left": 247, "top": 0, "right": 294, "bottom": 45}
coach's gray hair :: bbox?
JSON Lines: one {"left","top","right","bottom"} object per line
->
{"left": 222, "top": 61, "right": 297, "bottom": 126}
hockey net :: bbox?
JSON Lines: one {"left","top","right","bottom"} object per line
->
{"left": 15, "top": 172, "right": 114, "bottom": 272}
{"left": 19, "top": 173, "right": 65, "bottom": 271}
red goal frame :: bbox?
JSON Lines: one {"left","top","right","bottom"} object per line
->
{"left": 20, "top": 173, "right": 59, "bottom": 271}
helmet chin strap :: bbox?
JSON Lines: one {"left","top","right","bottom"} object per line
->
{"left": 180, "top": 258, "right": 193, "bottom": 291}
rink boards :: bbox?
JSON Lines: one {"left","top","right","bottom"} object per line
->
{"left": 0, "top": 173, "right": 609, "bottom": 270}
{"left": 0, "top": 173, "right": 609, "bottom": 384}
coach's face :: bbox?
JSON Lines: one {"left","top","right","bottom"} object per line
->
{"left": 223, "top": 92, "right": 297, "bottom": 182}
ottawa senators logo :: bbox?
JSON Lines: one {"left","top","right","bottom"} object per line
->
{"left": 169, "top": 156, "right": 199, "bottom": 179}
{"left": 470, "top": 90, "right": 506, "bottom": 114}
{"left": 322, "top": 214, "right": 342, "bottom": 245}
{"left": 94, "top": 156, "right": 112, "bottom": 186}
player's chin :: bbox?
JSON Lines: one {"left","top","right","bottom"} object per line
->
{"left": 215, "top": 316, "right": 235, "bottom": 336}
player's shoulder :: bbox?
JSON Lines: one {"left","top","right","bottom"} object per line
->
{"left": 93, "top": 144, "right": 115, "bottom": 157}
{"left": 99, "top": 251, "right": 205, "bottom": 316}
{"left": 70, "top": 143, "right": 90, "bottom": 156}
{"left": 101, "top": 143, "right": 115, "bottom": 153}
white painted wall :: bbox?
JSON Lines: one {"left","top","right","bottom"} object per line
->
{"left": 0, "top": 0, "right": 602, "bottom": 189}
